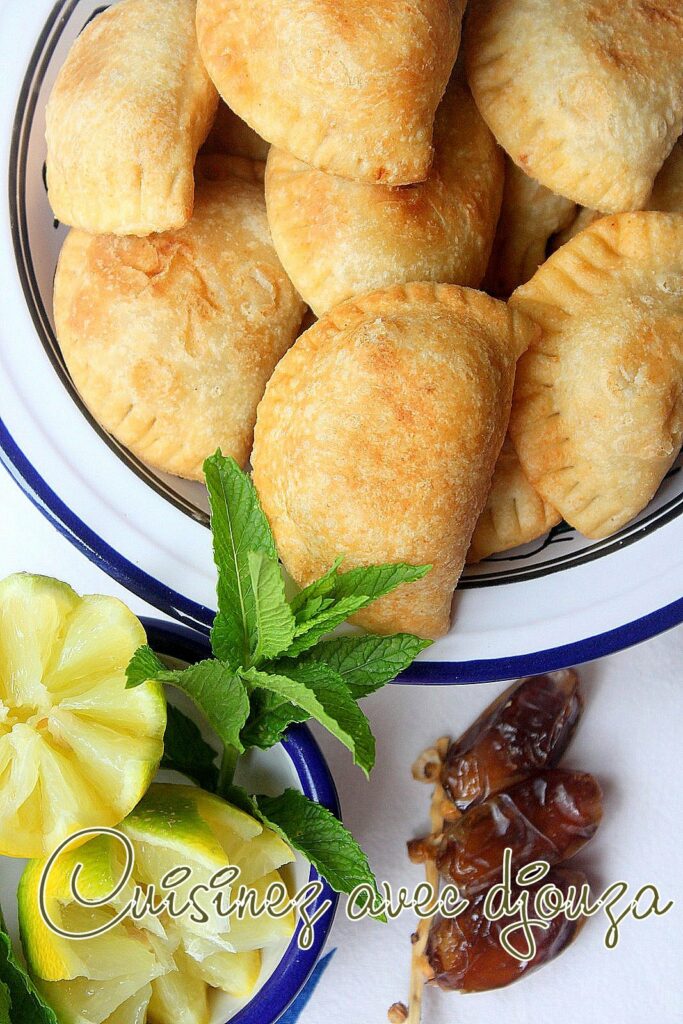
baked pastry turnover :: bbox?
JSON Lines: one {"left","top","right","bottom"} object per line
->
{"left": 466, "top": 0, "right": 683, "bottom": 212}
{"left": 510, "top": 212, "right": 683, "bottom": 540}
{"left": 554, "top": 140, "right": 683, "bottom": 252}
{"left": 265, "top": 77, "right": 504, "bottom": 316}
{"left": 484, "top": 159, "right": 576, "bottom": 298}
{"left": 196, "top": 0, "right": 464, "bottom": 184}
{"left": 467, "top": 438, "right": 561, "bottom": 563}
{"left": 554, "top": 139, "right": 683, "bottom": 252}
{"left": 252, "top": 283, "right": 537, "bottom": 638}
{"left": 46, "top": 0, "right": 218, "bottom": 236}
{"left": 54, "top": 158, "right": 305, "bottom": 480}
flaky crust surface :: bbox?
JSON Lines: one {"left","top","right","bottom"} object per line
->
{"left": 46, "top": 0, "right": 218, "bottom": 236}
{"left": 466, "top": 0, "right": 683, "bottom": 212}
{"left": 196, "top": 0, "right": 464, "bottom": 185}
{"left": 252, "top": 283, "right": 536, "bottom": 638}
{"left": 265, "top": 77, "right": 504, "bottom": 316}
{"left": 510, "top": 212, "right": 683, "bottom": 539}
{"left": 54, "top": 171, "right": 305, "bottom": 481}
{"left": 467, "top": 437, "right": 561, "bottom": 563}
{"left": 554, "top": 141, "right": 683, "bottom": 251}
{"left": 484, "top": 159, "right": 576, "bottom": 298}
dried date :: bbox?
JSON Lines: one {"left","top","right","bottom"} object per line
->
{"left": 435, "top": 769, "right": 602, "bottom": 895}
{"left": 441, "top": 670, "right": 583, "bottom": 811}
{"left": 426, "top": 867, "right": 588, "bottom": 992}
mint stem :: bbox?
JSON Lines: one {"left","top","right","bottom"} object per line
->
{"left": 218, "top": 744, "right": 240, "bottom": 797}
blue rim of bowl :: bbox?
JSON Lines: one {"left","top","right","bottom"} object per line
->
{"left": 2, "top": 415, "right": 683, "bottom": 683}
{"left": 142, "top": 616, "right": 340, "bottom": 1024}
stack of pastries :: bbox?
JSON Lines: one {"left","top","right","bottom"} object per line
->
{"left": 47, "top": 0, "right": 683, "bottom": 640}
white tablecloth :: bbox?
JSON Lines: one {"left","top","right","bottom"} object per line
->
{"left": 1, "top": 469, "right": 681, "bottom": 1024}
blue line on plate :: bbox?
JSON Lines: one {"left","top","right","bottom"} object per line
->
{"left": 1, "top": 414, "right": 682, "bottom": 683}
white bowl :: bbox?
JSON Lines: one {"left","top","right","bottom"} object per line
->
{"left": 1, "top": 0, "right": 682, "bottom": 682}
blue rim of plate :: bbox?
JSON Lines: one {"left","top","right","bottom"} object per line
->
{"left": 3, "top": 1, "right": 683, "bottom": 683}
{"left": 142, "top": 616, "right": 339, "bottom": 1024}
{"left": 2, "top": 414, "right": 683, "bottom": 683}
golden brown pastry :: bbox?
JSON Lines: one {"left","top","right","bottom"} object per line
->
{"left": 54, "top": 161, "right": 305, "bottom": 480}
{"left": 510, "top": 212, "right": 683, "bottom": 540}
{"left": 265, "top": 77, "right": 504, "bottom": 316}
{"left": 196, "top": 0, "right": 464, "bottom": 185}
{"left": 202, "top": 101, "right": 270, "bottom": 162}
{"left": 252, "top": 283, "right": 537, "bottom": 638}
{"left": 465, "top": 0, "right": 683, "bottom": 212}
{"left": 484, "top": 159, "right": 576, "bottom": 298}
{"left": 553, "top": 140, "right": 683, "bottom": 251}
{"left": 46, "top": 0, "right": 218, "bottom": 236}
{"left": 467, "top": 438, "right": 561, "bottom": 563}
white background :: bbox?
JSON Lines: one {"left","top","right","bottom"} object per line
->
{"left": 0, "top": 469, "right": 681, "bottom": 1023}
{"left": 1, "top": 0, "right": 681, "bottom": 1019}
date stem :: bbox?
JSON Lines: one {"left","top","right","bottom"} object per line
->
{"left": 389, "top": 736, "right": 459, "bottom": 1024}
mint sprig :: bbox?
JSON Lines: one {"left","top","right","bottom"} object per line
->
{"left": 292, "top": 633, "right": 433, "bottom": 699}
{"left": 204, "top": 453, "right": 278, "bottom": 669}
{"left": 128, "top": 650, "right": 249, "bottom": 754}
{"left": 126, "top": 451, "right": 432, "bottom": 899}
{"left": 0, "top": 981, "right": 10, "bottom": 1024}
{"left": 243, "top": 664, "right": 375, "bottom": 775}
{"left": 0, "top": 909, "right": 58, "bottom": 1024}
{"left": 247, "top": 551, "right": 296, "bottom": 662}
{"left": 161, "top": 704, "right": 219, "bottom": 792}
{"left": 254, "top": 790, "right": 383, "bottom": 910}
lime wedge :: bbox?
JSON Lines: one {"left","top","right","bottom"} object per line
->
{"left": 19, "top": 785, "right": 297, "bottom": 1022}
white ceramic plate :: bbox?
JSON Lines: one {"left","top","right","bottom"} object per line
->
{"left": 1, "top": 0, "right": 682, "bottom": 682}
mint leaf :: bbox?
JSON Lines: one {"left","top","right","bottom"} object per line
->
{"left": 204, "top": 451, "right": 277, "bottom": 668}
{"left": 242, "top": 636, "right": 430, "bottom": 746}
{"left": 0, "top": 910, "right": 58, "bottom": 1024}
{"left": 241, "top": 689, "right": 309, "bottom": 750}
{"left": 241, "top": 665, "right": 375, "bottom": 775}
{"left": 290, "top": 557, "right": 344, "bottom": 614}
{"left": 162, "top": 704, "right": 220, "bottom": 791}
{"left": 125, "top": 644, "right": 166, "bottom": 687}
{"left": 220, "top": 783, "right": 260, "bottom": 817}
{"left": 205, "top": 784, "right": 384, "bottom": 911}
{"left": 128, "top": 651, "right": 249, "bottom": 755}
{"left": 328, "top": 562, "right": 431, "bottom": 602}
{"left": 286, "top": 596, "right": 369, "bottom": 658}
{"left": 285, "top": 562, "right": 431, "bottom": 658}
{"left": 292, "top": 560, "right": 430, "bottom": 614}
{"left": 248, "top": 551, "right": 296, "bottom": 663}
{"left": 159, "top": 662, "right": 249, "bottom": 754}
{"left": 294, "top": 595, "right": 335, "bottom": 625}
{"left": 298, "top": 633, "right": 432, "bottom": 698}
{"left": 0, "top": 982, "right": 11, "bottom": 1024}
{"left": 241, "top": 636, "right": 431, "bottom": 748}
{"left": 256, "top": 790, "right": 382, "bottom": 905}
